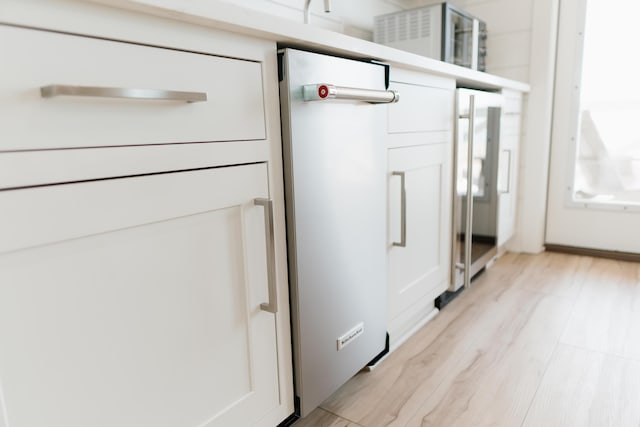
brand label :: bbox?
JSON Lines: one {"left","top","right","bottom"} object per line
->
{"left": 337, "top": 322, "right": 364, "bottom": 351}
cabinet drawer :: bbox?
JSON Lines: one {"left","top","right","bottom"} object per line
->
{"left": 502, "top": 91, "right": 523, "bottom": 114}
{"left": 501, "top": 114, "right": 522, "bottom": 137}
{"left": 0, "top": 25, "right": 266, "bottom": 151}
{"left": 388, "top": 82, "right": 454, "bottom": 134}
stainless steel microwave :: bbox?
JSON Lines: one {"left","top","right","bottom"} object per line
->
{"left": 374, "top": 2, "right": 487, "bottom": 71}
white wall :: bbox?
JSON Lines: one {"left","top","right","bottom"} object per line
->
{"left": 451, "top": 0, "right": 533, "bottom": 82}
{"left": 217, "top": 0, "right": 407, "bottom": 40}
{"left": 503, "top": 0, "right": 558, "bottom": 254}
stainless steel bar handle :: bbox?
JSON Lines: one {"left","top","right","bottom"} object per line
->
{"left": 254, "top": 198, "right": 278, "bottom": 314}
{"left": 40, "top": 85, "right": 207, "bottom": 103}
{"left": 302, "top": 84, "right": 399, "bottom": 104}
{"left": 498, "top": 149, "right": 512, "bottom": 194}
{"left": 392, "top": 171, "right": 407, "bottom": 247}
{"left": 451, "top": 99, "right": 463, "bottom": 285}
{"left": 464, "top": 95, "right": 476, "bottom": 289}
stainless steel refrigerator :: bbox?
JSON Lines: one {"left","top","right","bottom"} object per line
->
{"left": 278, "top": 48, "right": 398, "bottom": 417}
{"left": 450, "top": 88, "right": 503, "bottom": 292}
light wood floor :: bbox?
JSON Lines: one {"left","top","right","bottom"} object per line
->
{"left": 293, "top": 251, "right": 640, "bottom": 427}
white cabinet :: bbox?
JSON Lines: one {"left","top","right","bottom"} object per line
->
{"left": 388, "top": 143, "right": 452, "bottom": 342}
{"left": 386, "top": 68, "right": 455, "bottom": 347}
{"left": 0, "top": 17, "right": 293, "bottom": 427}
{"left": 497, "top": 90, "right": 523, "bottom": 247}
{"left": 0, "top": 164, "right": 284, "bottom": 427}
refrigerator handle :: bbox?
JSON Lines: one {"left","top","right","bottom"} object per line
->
{"left": 302, "top": 84, "right": 399, "bottom": 104}
{"left": 463, "top": 95, "right": 476, "bottom": 289}
{"left": 254, "top": 198, "right": 278, "bottom": 314}
{"left": 391, "top": 171, "right": 407, "bottom": 247}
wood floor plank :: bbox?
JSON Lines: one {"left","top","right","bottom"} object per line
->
{"left": 561, "top": 258, "right": 640, "bottom": 360}
{"left": 305, "top": 252, "right": 640, "bottom": 427}
{"left": 293, "top": 407, "right": 363, "bottom": 427}
{"left": 320, "top": 300, "right": 488, "bottom": 427}
{"left": 510, "top": 251, "right": 592, "bottom": 298}
{"left": 321, "top": 255, "right": 554, "bottom": 427}
{"left": 404, "top": 291, "right": 572, "bottom": 427}
{"left": 318, "top": 254, "right": 525, "bottom": 425}
{"left": 522, "top": 344, "right": 640, "bottom": 427}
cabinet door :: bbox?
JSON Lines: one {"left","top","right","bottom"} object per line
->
{"left": 497, "top": 113, "right": 522, "bottom": 247}
{"left": 0, "top": 163, "right": 284, "bottom": 427}
{"left": 388, "top": 143, "right": 452, "bottom": 337}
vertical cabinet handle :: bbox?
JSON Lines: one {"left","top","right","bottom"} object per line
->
{"left": 392, "top": 171, "right": 407, "bottom": 247}
{"left": 498, "top": 149, "right": 512, "bottom": 194}
{"left": 463, "top": 95, "right": 476, "bottom": 289}
{"left": 254, "top": 198, "right": 278, "bottom": 314}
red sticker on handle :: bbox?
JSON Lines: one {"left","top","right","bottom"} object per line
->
{"left": 318, "top": 85, "right": 329, "bottom": 99}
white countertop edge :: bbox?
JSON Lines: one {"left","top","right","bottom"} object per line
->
{"left": 88, "top": 0, "right": 530, "bottom": 93}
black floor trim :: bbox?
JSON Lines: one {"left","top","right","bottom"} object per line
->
{"left": 435, "top": 286, "right": 466, "bottom": 310}
{"left": 277, "top": 412, "right": 299, "bottom": 427}
{"left": 367, "top": 332, "right": 390, "bottom": 367}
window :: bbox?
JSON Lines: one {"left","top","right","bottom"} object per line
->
{"left": 572, "top": 0, "right": 640, "bottom": 206}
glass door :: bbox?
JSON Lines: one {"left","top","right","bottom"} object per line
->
{"left": 546, "top": 0, "right": 640, "bottom": 254}
{"left": 444, "top": 8, "right": 475, "bottom": 68}
{"left": 452, "top": 90, "right": 502, "bottom": 291}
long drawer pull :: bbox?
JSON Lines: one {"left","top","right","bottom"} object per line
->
{"left": 302, "top": 84, "right": 399, "bottom": 104}
{"left": 40, "top": 85, "right": 207, "bottom": 103}
{"left": 392, "top": 171, "right": 407, "bottom": 247}
{"left": 254, "top": 198, "right": 278, "bottom": 314}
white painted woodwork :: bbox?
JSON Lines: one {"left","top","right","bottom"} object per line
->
{"left": 384, "top": 68, "right": 454, "bottom": 346}
{"left": 497, "top": 91, "right": 523, "bottom": 247}
{"left": 0, "top": 25, "right": 266, "bottom": 151}
{"left": 387, "top": 68, "right": 455, "bottom": 139}
{"left": 507, "top": 0, "right": 560, "bottom": 254}
{"left": 387, "top": 83, "right": 455, "bottom": 135}
{"left": 1, "top": 4, "right": 295, "bottom": 426}
{"left": 545, "top": 0, "right": 640, "bottom": 254}
{"left": 387, "top": 142, "right": 452, "bottom": 344}
{"left": 504, "top": 93, "right": 524, "bottom": 115}
{"left": 0, "top": 140, "right": 270, "bottom": 190}
{"left": 0, "top": 163, "right": 287, "bottom": 427}
{"left": 0, "top": 0, "right": 278, "bottom": 63}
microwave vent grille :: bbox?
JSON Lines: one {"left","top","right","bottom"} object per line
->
{"left": 374, "top": 8, "right": 432, "bottom": 45}
{"left": 398, "top": 13, "right": 407, "bottom": 41}
{"left": 421, "top": 9, "right": 431, "bottom": 38}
